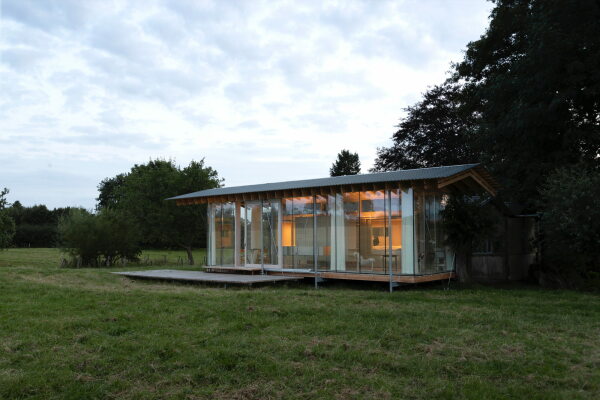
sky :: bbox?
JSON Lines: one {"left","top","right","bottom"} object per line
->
{"left": 0, "top": 0, "right": 493, "bottom": 210}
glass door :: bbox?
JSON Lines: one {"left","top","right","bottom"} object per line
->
{"left": 244, "top": 200, "right": 281, "bottom": 267}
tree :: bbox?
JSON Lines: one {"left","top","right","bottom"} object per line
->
{"left": 98, "top": 159, "right": 221, "bottom": 265}
{"left": 375, "top": 0, "right": 600, "bottom": 211}
{"left": 537, "top": 164, "right": 600, "bottom": 288}
{"left": 96, "top": 173, "right": 126, "bottom": 210}
{"left": 0, "top": 188, "right": 15, "bottom": 249}
{"left": 455, "top": 0, "right": 600, "bottom": 209}
{"left": 5, "top": 203, "right": 81, "bottom": 247}
{"left": 440, "top": 195, "right": 495, "bottom": 283}
{"left": 330, "top": 150, "right": 361, "bottom": 176}
{"left": 372, "top": 81, "right": 479, "bottom": 172}
{"left": 58, "top": 208, "right": 141, "bottom": 267}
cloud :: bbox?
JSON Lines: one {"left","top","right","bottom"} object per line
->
{"left": 0, "top": 0, "right": 493, "bottom": 208}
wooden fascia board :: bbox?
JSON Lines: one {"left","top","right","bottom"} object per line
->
{"left": 438, "top": 170, "right": 497, "bottom": 196}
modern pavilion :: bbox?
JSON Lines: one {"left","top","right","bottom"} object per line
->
{"left": 169, "top": 164, "right": 498, "bottom": 284}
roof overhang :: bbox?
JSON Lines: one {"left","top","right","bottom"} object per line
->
{"left": 437, "top": 165, "right": 498, "bottom": 197}
{"left": 169, "top": 164, "right": 499, "bottom": 206}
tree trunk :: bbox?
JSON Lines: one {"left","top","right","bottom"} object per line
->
{"left": 185, "top": 246, "right": 194, "bottom": 265}
{"left": 456, "top": 244, "right": 473, "bottom": 284}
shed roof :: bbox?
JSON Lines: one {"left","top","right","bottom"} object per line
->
{"left": 168, "top": 163, "right": 496, "bottom": 202}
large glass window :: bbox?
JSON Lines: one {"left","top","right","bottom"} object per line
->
{"left": 343, "top": 192, "right": 360, "bottom": 272}
{"left": 221, "top": 203, "right": 235, "bottom": 265}
{"left": 239, "top": 204, "right": 246, "bottom": 265}
{"left": 207, "top": 202, "right": 235, "bottom": 266}
{"left": 282, "top": 198, "right": 294, "bottom": 268}
{"left": 245, "top": 202, "right": 262, "bottom": 265}
{"left": 359, "top": 191, "right": 387, "bottom": 273}
{"left": 414, "top": 191, "right": 452, "bottom": 273}
{"left": 208, "top": 204, "right": 215, "bottom": 266}
{"left": 282, "top": 197, "right": 314, "bottom": 270}
{"left": 206, "top": 187, "right": 426, "bottom": 275}
{"left": 262, "top": 200, "right": 279, "bottom": 265}
{"left": 315, "top": 195, "right": 333, "bottom": 271}
{"left": 388, "top": 190, "right": 402, "bottom": 273}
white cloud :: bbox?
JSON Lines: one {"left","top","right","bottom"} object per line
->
{"left": 0, "top": 0, "right": 492, "bottom": 208}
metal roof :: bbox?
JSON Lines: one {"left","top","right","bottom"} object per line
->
{"left": 167, "top": 163, "right": 482, "bottom": 200}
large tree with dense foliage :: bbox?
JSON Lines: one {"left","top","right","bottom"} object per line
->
{"left": 97, "top": 159, "right": 221, "bottom": 265}
{"left": 372, "top": 82, "right": 478, "bottom": 171}
{"left": 455, "top": 0, "right": 600, "bottom": 208}
{"left": 537, "top": 164, "right": 600, "bottom": 288}
{"left": 372, "top": 0, "right": 600, "bottom": 285}
{"left": 374, "top": 0, "right": 600, "bottom": 210}
{"left": 330, "top": 150, "right": 361, "bottom": 176}
{"left": 96, "top": 173, "right": 126, "bottom": 210}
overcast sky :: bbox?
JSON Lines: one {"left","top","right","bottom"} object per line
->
{"left": 1, "top": 0, "right": 492, "bottom": 209}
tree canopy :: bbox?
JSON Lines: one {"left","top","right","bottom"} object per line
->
{"left": 374, "top": 0, "right": 600, "bottom": 210}
{"left": 330, "top": 150, "right": 361, "bottom": 176}
{"left": 455, "top": 0, "right": 600, "bottom": 207}
{"left": 96, "top": 159, "right": 221, "bottom": 264}
{"left": 372, "top": 82, "right": 478, "bottom": 172}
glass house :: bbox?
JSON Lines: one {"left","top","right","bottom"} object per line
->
{"left": 170, "top": 164, "right": 498, "bottom": 284}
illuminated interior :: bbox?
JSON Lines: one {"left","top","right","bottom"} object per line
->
{"left": 206, "top": 188, "right": 453, "bottom": 275}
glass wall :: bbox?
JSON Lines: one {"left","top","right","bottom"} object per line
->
{"left": 389, "top": 189, "right": 402, "bottom": 274}
{"left": 262, "top": 200, "right": 279, "bottom": 265}
{"left": 282, "top": 197, "right": 314, "bottom": 270}
{"left": 358, "top": 191, "right": 387, "bottom": 273}
{"left": 206, "top": 187, "right": 453, "bottom": 275}
{"left": 315, "top": 195, "right": 333, "bottom": 271}
{"left": 207, "top": 202, "right": 235, "bottom": 266}
{"left": 343, "top": 192, "right": 360, "bottom": 272}
{"left": 414, "top": 191, "right": 453, "bottom": 274}
{"left": 238, "top": 203, "right": 246, "bottom": 265}
{"left": 401, "top": 188, "right": 414, "bottom": 274}
{"left": 245, "top": 202, "right": 262, "bottom": 265}
{"left": 282, "top": 198, "right": 294, "bottom": 268}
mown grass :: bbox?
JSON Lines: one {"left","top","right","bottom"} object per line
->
{"left": 0, "top": 248, "right": 599, "bottom": 399}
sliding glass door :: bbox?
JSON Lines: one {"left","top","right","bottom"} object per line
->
{"left": 244, "top": 200, "right": 281, "bottom": 267}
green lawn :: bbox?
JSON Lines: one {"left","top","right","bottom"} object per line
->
{"left": 0, "top": 248, "right": 599, "bottom": 399}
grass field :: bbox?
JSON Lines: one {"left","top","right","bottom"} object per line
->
{"left": 1, "top": 248, "right": 599, "bottom": 399}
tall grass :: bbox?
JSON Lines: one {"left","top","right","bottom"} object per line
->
{"left": 0, "top": 248, "right": 599, "bottom": 399}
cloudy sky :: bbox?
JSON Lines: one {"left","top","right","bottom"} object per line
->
{"left": 1, "top": 0, "right": 492, "bottom": 209}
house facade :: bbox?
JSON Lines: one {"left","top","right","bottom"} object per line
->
{"left": 170, "top": 164, "right": 499, "bottom": 284}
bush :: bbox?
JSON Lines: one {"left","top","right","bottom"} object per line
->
{"left": 538, "top": 165, "right": 600, "bottom": 288}
{"left": 440, "top": 195, "right": 495, "bottom": 282}
{"left": 58, "top": 209, "right": 141, "bottom": 267}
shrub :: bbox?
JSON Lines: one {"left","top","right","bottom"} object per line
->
{"left": 538, "top": 165, "right": 600, "bottom": 288}
{"left": 440, "top": 195, "right": 495, "bottom": 282}
{"left": 58, "top": 209, "right": 141, "bottom": 267}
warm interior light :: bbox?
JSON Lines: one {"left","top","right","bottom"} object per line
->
{"left": 282, "top": 220, "right": 294, "bottom": 246}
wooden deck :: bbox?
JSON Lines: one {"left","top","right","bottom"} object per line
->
{"left": 204, "top": 265, "right": 263, "bottom": 274}
{"left": 201, "top": 266, "right": 456, "bottom": 283}
{"left": 112, "top": 269, "right": 300, "bottom": 285}
{"left": 266, "top": 270, "right": 456, "bottom": 283}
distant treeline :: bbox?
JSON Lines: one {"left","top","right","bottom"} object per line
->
{"left": 4, "top": 202, "right": 82, "bottom": 248}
